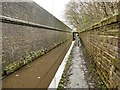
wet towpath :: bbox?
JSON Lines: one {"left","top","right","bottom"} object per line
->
{"left": 65, "top": 39, "right": 88, "bottom": 88}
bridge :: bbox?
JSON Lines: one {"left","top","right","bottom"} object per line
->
{"left": 0, "top": 1, "right": 120, "bottom": 89}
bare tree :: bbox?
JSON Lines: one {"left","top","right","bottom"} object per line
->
{"left": 64, "top": 0, "right": 118, "bottom": 30}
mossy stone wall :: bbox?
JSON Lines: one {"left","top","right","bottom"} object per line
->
{"left": 1, "top": 2, "right": 72, "bottom": 76}
{"left": 79, "top": 14, "right": 120, "bottom": 89}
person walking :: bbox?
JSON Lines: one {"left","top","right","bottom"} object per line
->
{"left": 77, "top": 35, "right": 80, "bottom": 46}
{"left": 75, "top": 34, "right": 80, "bottom": 46}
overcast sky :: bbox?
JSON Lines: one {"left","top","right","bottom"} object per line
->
{"left": 33, "top": 0, "right": 70, "bottom": 22}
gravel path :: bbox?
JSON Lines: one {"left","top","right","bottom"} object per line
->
{"left": 66, "top": 40, "right": 88, "bottom": 88}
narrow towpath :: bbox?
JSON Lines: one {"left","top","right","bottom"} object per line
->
{"left": 58, "top": 38, "right": 106, "bottom": 89}
{"left": 65, "top": 39, "right": 88, "bottom": 88}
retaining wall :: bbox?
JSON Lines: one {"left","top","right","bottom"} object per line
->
{"left": 79, "top": 14, "right": 120, "bottom": 88}
{"left": 1, "top": 2, "right": 72, "bottom": 76}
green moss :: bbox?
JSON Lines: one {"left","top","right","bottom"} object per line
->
{"left": 3, "top": 49, "right": 46, "bottom": 75}
{"left": 3, "top": 39, "right": 70, "bottom": 76}
{"left": 79, "top": 14, "right": 119, "bottom": 33}
{"left": 57, "top": 52, "right": 72, "bottom": 89}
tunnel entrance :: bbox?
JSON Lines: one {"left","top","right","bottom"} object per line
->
{"left": 73, "top": 32, "right": 79, "bottom": 41}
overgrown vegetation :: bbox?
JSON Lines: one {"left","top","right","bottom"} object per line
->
{"left": 57, "top": 50, "right": 72, "bottom": 90}
{"left": 64, "top": 0, "right": 118, "bottom": 30}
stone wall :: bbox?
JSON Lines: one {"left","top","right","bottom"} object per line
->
{"left": 1, "top": 2, "right": 72, "bottom": 75}
{"left": 79, "top": 15, "right": 120, "bottom": 88}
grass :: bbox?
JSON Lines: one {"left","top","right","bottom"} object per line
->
{"left": 57, "top": 49, "right": 72, "bottom": 90}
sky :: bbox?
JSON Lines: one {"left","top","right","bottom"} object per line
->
{"left": 33, "top": 0, "right": 70, "bottom": 22}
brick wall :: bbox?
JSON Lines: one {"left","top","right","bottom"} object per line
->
{"left": 79, "top": 15, "right": 120, "bottom": 88}
{"left": 1, "top": 2, "right": 72, "bottom": 75}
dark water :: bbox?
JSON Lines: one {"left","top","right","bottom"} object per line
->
{"left": 2, "top": 40, "right": 71, "bottom": 88}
